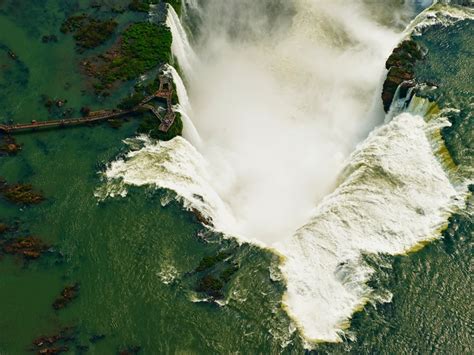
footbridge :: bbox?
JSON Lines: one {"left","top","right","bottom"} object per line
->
{"left": 0, "top": 75, "right": 176, "bottom": 135}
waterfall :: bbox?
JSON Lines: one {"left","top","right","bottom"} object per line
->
{"left": 165, "top": 4, "right": 198, "bottom": 80}
{"left": 162, "top": 64, "right": 203, "bottom": 147}
{"left": 175, "top": 108, "right": 203, "bottom": 148}
{"left": 99, "top": 0, "right": 469, "bottom": 346}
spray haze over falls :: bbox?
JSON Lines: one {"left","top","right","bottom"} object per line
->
{"left": 172, "top": 0, "right": 406, "bottom": 242}
{"left": 100, "top": 0, "right": 470, "bottom": 345}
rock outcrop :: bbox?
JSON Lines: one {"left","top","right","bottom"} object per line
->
{"left": 382, "top": 40, "right": 425, "bottom": 112}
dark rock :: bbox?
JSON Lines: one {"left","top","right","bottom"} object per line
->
{"left": 7, "top": 50, "right": 17, "bottom": 60}
{"left": 190, "top": 208, "right": 214, "bottom": 227}
{"left": 80, "top": 107, "right": 91, "bottom": 117}
{"left": 382, "top": 40, "right": 425, "bottom": 112}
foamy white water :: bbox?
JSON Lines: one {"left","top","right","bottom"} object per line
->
{"left": 176, "top": 0, "right": 409, "bottom": 243}
{"left": 166, "top": 5, "right": 198, "bottom": 79}
{"left": 97, "top": 135, "right": 236, "bottom": 230}
{"left": 277, "top": 111, "right": 463, "bottom": 342}
{"left": 162, "top": 64, "right": 203, "bottom": 147}
{"left": 97, "top": 0, "right": 471, "bottom": 345}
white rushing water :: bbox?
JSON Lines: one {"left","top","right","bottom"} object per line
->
{"left": 98, "top": 0, "right": 470, "bottom": 345}
{"left": 165, "top": 4, "right": 198, "bottom": 80}
{"left": 278, "top": 110, "right": 463, "bottom": 342}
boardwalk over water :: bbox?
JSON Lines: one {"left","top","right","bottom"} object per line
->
{"left": 0, "top": 109, "right": 135, "bottom": 134}
{"left": 0, "top": 75, "right": 176, "bottom": 135}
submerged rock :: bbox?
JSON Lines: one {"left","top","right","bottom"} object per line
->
{"left": 52, "top": 283, "right": 80, "bottom": 310}
{"left": 33, "top": 327, "right": 75, "bottom": 347}
{"left": 2, "top": 236, "right": 50, "bottom": 260}
{"left": 37, "top": 346, "right": 69, "bottom": 354}
{"left": 0, "top": 179, "right": 45, "bottom": 205}
{"left": 0, "top": 135, "right": 21, "bottom": 155}
{"left": 118, "top": 346, "right": 141, "bottom": 355}
{"left": 32, "top": 327, "right": 75, "bottom": 354}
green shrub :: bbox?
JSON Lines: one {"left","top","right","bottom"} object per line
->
{"left": 165, "top": 0, "right": 182, "bottom": 15}
{"left": 117, "top": 92, "right": 145, "bottom": 110}
{"left": 128, "top": 0, "right": 159, "bottom": 12}
{"left": 100, "top": 22, "right": 172, "bottom": 84}
{"left": 137, "top": 111, "right": 182, "bottom": 141}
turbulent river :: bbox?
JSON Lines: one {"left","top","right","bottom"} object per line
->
{"left": 99, "top": 0, "right": 473, "bottom": 346}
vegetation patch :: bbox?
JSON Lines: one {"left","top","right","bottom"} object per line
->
{"left": 83, "top": 22, "right": 171, "bottom": 93}
{"left": 128, "top": 0, "right": 159, "bottom": 12}
{"left": 165, "top": 0, "right": 182, "bottom": 14}
{"left": 61, "top": 14, "right": 118, "bottom": 51}
{"left": 137, "top": 111, "right": 183, "bottom": 141}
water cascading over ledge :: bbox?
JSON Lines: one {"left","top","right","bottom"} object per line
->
{"left": 98, "top": 0, "right": 473, "bottom": 346}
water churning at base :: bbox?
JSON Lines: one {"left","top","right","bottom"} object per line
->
{"left": 98, "top": 0, "right": 469, "bottom": 344}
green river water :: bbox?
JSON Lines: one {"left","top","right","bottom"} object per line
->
{"left": 0, "top": 1, "right": 472, "bottom": 354}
